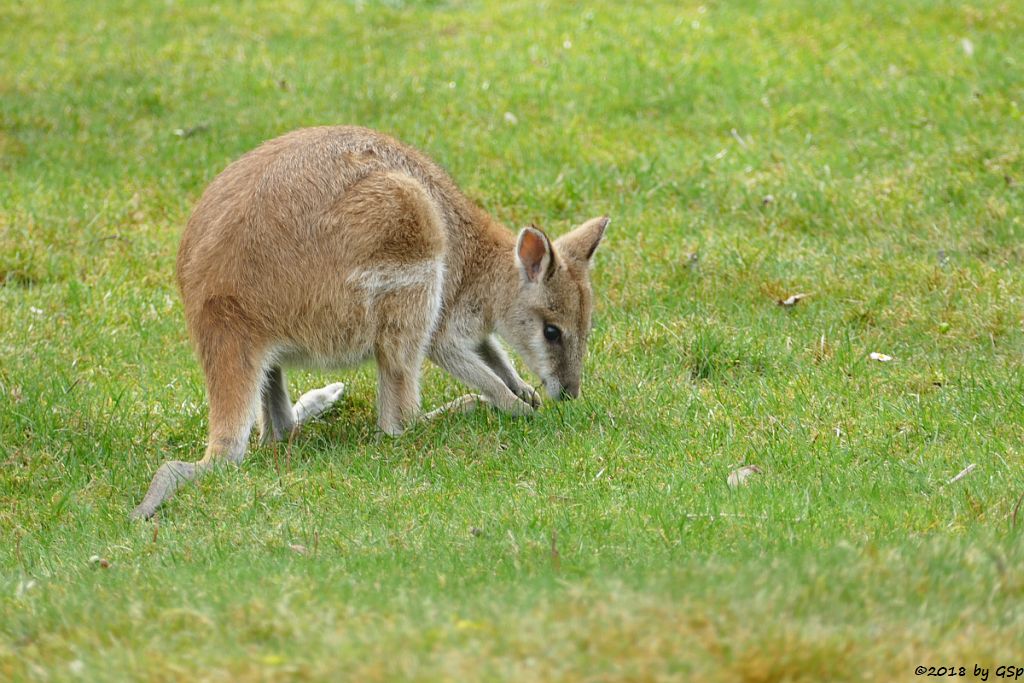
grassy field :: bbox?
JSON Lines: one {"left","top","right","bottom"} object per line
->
{"left": 2, "top": 0, "right": 1023, "bottom": 680}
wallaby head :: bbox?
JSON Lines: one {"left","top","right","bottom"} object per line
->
{"left": 500, "top": 216, "right": 609, "bottom": 400}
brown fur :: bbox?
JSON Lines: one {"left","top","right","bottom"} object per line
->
{"left": 131, "top": 126, "right": 607, "bottom": 519}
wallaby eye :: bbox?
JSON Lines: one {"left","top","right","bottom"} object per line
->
{"left": 543, "top": 324, "right": 562, "bottom": 343}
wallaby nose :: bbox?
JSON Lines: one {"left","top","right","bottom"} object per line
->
{"left": 560, "top": 384, "right": 580, "bottom": 400}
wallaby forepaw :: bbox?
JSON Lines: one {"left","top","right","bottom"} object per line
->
{"left": 514, "top": 385, "right": 542, "bottom": 409}
{"left": 497, "top": 393, "right": 536, "bottom": 417}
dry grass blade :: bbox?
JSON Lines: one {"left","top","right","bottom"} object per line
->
{"left": 778, "top": 293, "right": 808, "bottom": 307}
{"left": 947, "top": 463, "right": 977, "bottom": 485}
{"left": 172, "top": 123, "right": 209, "bottom": 138}
{"left": 1012, "top": 491, "right": 1024, "bottom": 530}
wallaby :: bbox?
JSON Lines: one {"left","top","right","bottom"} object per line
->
{"left": 131, "top": 126, "right": 608, "bottom": 519}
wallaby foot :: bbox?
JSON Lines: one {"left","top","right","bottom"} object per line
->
{"left": 421, "top": 391, "right": 534, "bottom": 419}
{"left": 259, "top": 366, "right": 345, "bottom": 445}
{"left": 294, "top": 382, "right": 346, "bottom": 425}
{"left": 420, "top": 389, "right": 536, "bottom": 424}
{"left": 421, "top": 394, "right": 490, "bottom": 422}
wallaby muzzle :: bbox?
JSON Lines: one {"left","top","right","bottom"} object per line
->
{"left": 559, "top": 383, "right": 580, "bottom": 400}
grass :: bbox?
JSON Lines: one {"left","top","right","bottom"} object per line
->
{"left": 2, "top": 0, "right": 1023, "bottom": 679}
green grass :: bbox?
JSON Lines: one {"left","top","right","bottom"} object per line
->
{"left": 2, "top": 0, "right": 1024, "bottom": 679}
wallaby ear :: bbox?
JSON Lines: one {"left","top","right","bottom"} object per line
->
{"left": 554, "top": 216, "right": 609, "bottom": 266}
{"left": 516, "top": 226, "right": 554, "bottom": 284}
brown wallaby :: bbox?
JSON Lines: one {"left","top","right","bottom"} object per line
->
{"left": 131, "top": 126, "right": 608, "bottom": 519}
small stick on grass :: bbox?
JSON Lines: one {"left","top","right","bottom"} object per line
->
{"left": 286, "top": 427, "right": 296, "bottom": 473}
{"left": 947, "top": 463, "right": 977, "bottom": 485}
{"left": 1011, "top": 491, "right": 1024, "bottom": 530}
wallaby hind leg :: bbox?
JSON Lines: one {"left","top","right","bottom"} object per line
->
{"left": 259, "top": 365, "right": 346, "bottom": 445}
{"left": 131, "top": 326, "right": 264, "bottom": 520}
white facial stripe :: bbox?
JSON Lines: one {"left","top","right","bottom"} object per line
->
{"left": 527, "top": 332, "right": 562, "bottom": 396}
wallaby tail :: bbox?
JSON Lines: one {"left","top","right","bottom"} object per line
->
{"left": 131, "top": 460, "right": 214, "bottom": 519}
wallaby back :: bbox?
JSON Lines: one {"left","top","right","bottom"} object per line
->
{"left": 177, "top": 127, "right": 468, "bottom": 359}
